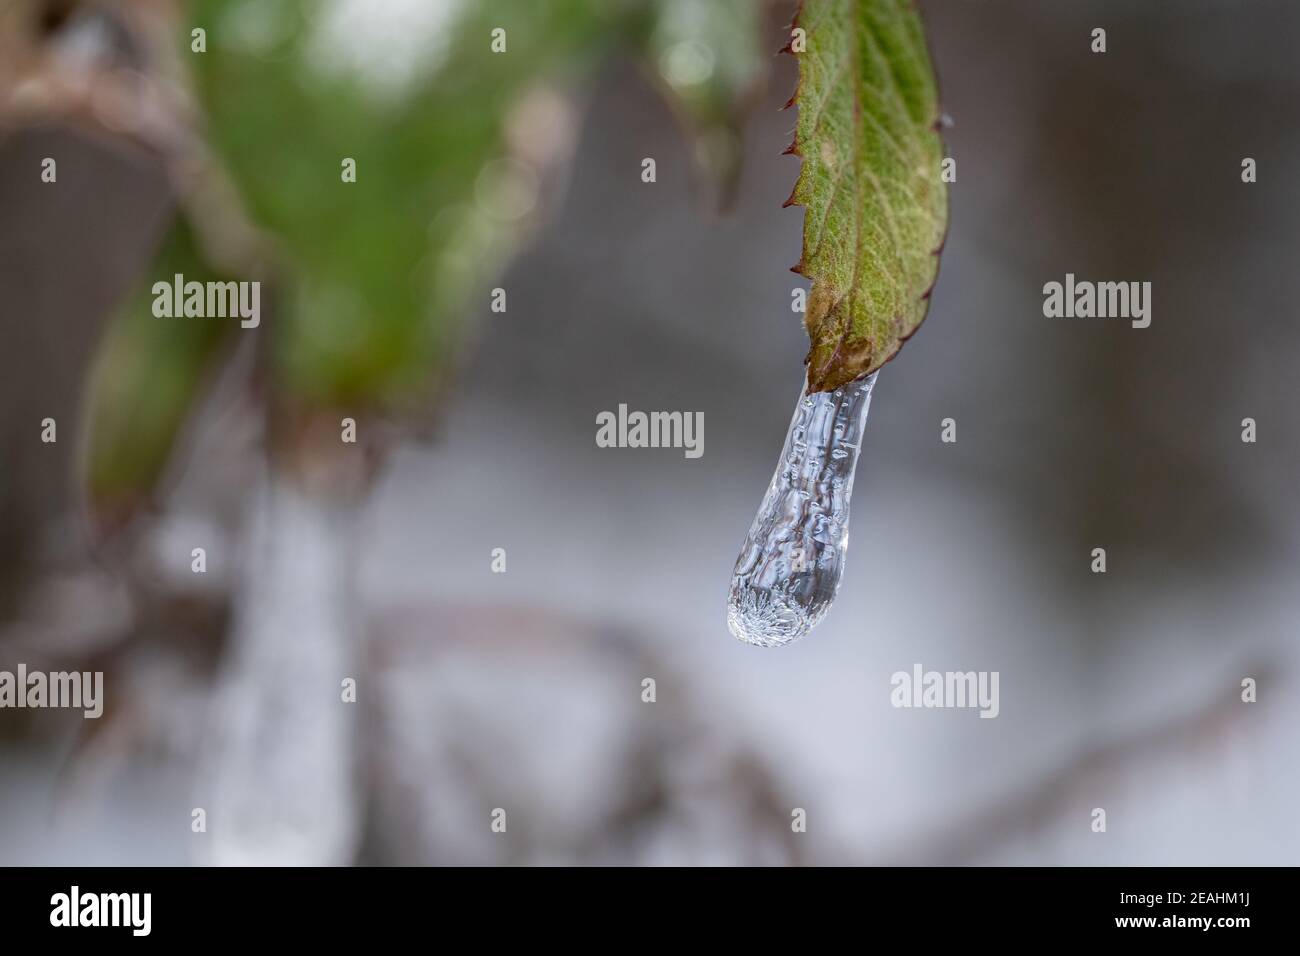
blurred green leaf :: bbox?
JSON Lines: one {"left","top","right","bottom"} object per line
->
{"left": 639, "top": 0, "right": 765, "bottom": 207}
{"left": 83, "top": 216, "right": 236, "bottom": 527}
{"left": 789, "top": 0, "right": 948, "bottom": 392}
{"left": 189, "top": 0, "right": 618, "bottom": 411}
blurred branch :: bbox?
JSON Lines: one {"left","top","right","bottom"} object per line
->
{"left": 878, "top": 660, "right": 1281, "bottom": 865}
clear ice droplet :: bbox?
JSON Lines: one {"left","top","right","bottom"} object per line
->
{"left": 727, "top": 371, "right": 879, "bottom": 647}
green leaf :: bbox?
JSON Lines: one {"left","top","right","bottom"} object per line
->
{"left": 188, "top": 0, "right": 617, "bottom": 413}
{"left": 82, "top": 216, "right": 237, "bottom": 530}
{"left": 787, "top": 0, "right": 948, "bottom": 392}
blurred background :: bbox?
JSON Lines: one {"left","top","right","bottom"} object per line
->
{"left": 1, "top": 0, "right": 1297, "bottom": 865}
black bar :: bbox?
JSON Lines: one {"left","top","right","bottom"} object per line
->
{"left": 0, "top": 867, "right": 1272, "bottom": 941}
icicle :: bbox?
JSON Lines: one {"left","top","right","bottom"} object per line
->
{"left": 727, "top": 371, "right": 878, "bottom": 647}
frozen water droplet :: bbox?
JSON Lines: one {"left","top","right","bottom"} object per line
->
{"left": 727, "top": 371, "right": 878, "bottom": 647}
